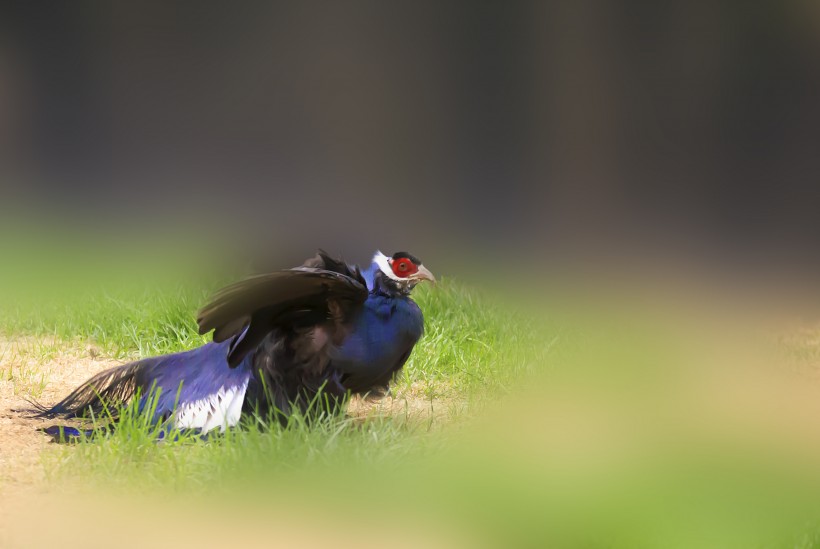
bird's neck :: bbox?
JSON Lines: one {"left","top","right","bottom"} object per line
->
{"left": 372, "top": 271, "right": 412, "bottom": 298}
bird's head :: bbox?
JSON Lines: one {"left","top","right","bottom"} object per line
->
{"left": 372, "top": 251, "right": 436, "bottom": 294}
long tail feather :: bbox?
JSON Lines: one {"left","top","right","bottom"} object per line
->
{"left": 40, "top": 423, "right": 210, "bottom": 444}
{"left": 33, "top": 358, "right": 157, "bottom": 419}
{"left": 39, "top": 424, "right": 113, "bottom": 443}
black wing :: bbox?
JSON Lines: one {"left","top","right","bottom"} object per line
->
{"left": 197, "top": 251, "right": 368, "bottom": 368}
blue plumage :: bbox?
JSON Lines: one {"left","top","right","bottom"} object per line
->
{"left": 332, "top": 289, "right": 424, "bottom": 393}
{"left": 38, "top": 250, "right": 435, "bottom": 439}
{"left": 140, "top": 341, "right": 251, "bottom": 414}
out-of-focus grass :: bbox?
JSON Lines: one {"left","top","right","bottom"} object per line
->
{"left": 0, "top": 236, "right": 217, "bottom": 358}
{"left": 5, "top": 234, "right": 820, "bottom": 547}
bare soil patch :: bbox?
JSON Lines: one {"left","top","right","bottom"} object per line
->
{"left": 0, "top": 337, "right": 119, "bottom": 492}
{"left": 348, "top": 382, "right": 461, "bottom": 424}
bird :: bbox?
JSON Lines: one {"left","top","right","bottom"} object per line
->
{"left": 36, "top": 250, "right": 435, "bottom": 439}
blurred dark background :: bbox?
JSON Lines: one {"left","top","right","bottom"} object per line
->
{"left": 0, "top": 1, "right": 818, "bottom": 275}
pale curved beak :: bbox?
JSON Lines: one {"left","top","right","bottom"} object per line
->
{"left": 412, "top": 264, "right": 436, "bottom": 284}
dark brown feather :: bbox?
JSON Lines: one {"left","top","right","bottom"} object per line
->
{"left": 196, "top": 251, "right": 368, "bottom": 368}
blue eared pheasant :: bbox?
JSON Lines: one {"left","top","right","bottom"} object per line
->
{"left": 38, "top": 250, "right": 435, "bottom": 439}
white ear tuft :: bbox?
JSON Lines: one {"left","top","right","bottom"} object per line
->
{"left": 372, "top": 251, "right": 402, "bottom": 282}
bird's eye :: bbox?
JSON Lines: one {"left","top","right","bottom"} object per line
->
{"left": 390, "top": 257, "right": 418, "bottom": 278}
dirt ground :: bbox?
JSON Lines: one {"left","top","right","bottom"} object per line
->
{"left": 0, "top": 338, "right": 117, "bottom": 490}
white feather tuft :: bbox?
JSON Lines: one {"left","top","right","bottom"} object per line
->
{"left": 174, "top": 380, "right": 248, "bottom": 433}
{"left": 372, "top": 250, "right": 402, "bottom": 282}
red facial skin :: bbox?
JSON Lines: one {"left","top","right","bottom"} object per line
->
{"left": 390, "top": 257, "right": 418, "bottom": 278}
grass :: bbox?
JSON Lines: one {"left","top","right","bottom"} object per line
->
{"left": 4, "top": 237, "right": 820, "bottom": 547}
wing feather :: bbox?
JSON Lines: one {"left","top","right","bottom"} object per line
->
{"left": 197, "top": 253, "right": 368, "bottom": 368}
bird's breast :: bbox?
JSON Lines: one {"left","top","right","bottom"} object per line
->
{"left": 331, "top": 295, "right": 424, "bottom": 378}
